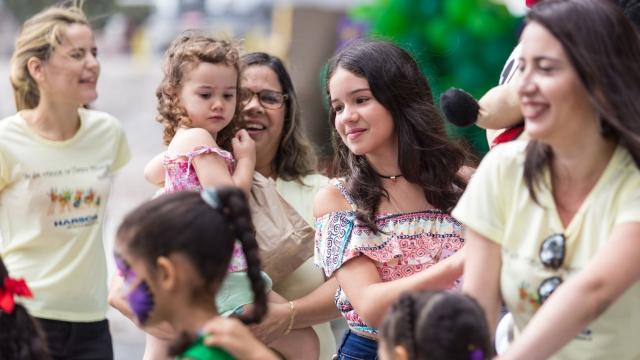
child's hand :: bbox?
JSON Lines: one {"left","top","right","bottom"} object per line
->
{"left": 202, "top": 317, "right": 279, "bottom": 360}
{"left": 246, "top": 302, "right": 290, "bottom": 344}
{"left": 232, "top": 129, "right": 256, "bottom": 164}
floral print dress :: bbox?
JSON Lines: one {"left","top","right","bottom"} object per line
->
{"left": 314, "top": 179, "right": 464, "bottom": 335}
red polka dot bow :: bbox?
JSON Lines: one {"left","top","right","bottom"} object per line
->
{"left": 0, "top": 277, "right": 33, "bottom": 314}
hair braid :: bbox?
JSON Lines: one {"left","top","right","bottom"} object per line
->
{"left": 217, "top": 188, "right": 268, "bottom": 324}
{"left": 398, "top": 293, "right": 418, "bottom": 359}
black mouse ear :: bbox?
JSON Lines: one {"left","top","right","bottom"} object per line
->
{"left": 439, "top": 88, "right": 480, "bottom": 127}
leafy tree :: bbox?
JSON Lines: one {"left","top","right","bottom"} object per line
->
{"left": 350, "top": 0, "right": 521, "bottom": 155}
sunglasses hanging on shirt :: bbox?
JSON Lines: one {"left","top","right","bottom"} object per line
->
{"left": 537, "top": 233, "right": 566, "bottom": 304}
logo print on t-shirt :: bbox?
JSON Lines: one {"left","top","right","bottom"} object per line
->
{"left": 47, "top": 188, "right": 102, "bottom": 215}
{"left": 516, "top": 283, "right": 542, "bottom": 313}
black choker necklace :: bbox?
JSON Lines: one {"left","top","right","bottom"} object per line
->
{"left": 377, "top": 173, "right": 403, "bottom": 180}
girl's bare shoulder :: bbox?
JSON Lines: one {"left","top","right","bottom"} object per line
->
{"left": 169, "top": 128, "right": 218, "bottom": 153}
{"left": 313, "top": 181, "right": 353, "bottom": 218}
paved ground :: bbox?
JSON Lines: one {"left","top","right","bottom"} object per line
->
{"left": 0, "top": 55, "right": 345, "bottom": 359}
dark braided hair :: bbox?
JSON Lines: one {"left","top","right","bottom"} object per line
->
{"left": 0, "top": 257, "right": 51, "bottom": 360}
{"left": 386, "top": 292, "right": 419, "bottom": 359}
{"left": 116, "top": 188, "right": 268, "bottom": 354}
{"left": 381, "top": 291, "right": 492, "bottom": 360}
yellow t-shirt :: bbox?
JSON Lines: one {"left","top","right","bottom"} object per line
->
{"left": 276, "top": 173, "right": 329, "bottom": 227}
{"left": 453, "top": 141, "right": 640, "bottom": 360}
{"left": 275, "top": 173, "right": 337, "bottom": 360}
{"left": 0, "top": 108, "right": 130, "bottom": 322}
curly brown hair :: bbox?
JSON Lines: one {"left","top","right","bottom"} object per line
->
{"left": 156, "top": 31, "right": 242, "bottom": 150}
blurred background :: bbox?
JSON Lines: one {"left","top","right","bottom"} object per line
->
{"left": 0, "top": 0, "right": 525, "bottom": 358}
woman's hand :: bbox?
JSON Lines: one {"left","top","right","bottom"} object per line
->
{"left": 232, "top": 129, "right": 256, "bottom": 164}
{"left": 247, "top": 301, "right": 291, "bottom": 344}
{"left": 202, "top": 317, "right": 280, "bottom": 360}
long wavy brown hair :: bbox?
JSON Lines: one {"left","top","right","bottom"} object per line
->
{"left": 326, "top": 39, "right": 470, "bottom": 232}
{"left": 241, "top": 52, "right": 317, "bottom": 182}
{"left": 523, "top": 0, "right": 640, "bottom": 202}
{"left": 156, "top": 31, "right": 242, "bottom": 150}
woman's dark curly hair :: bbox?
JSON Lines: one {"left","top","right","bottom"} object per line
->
{"left": 326, "top": 39, "right": 469, "bottom": 231}
{"left": 156, "top": 31, "right": 243, "bottom": 150}
{"left": 241, "top": 52, "right": 317, "bottom": 182}
{"left": 381, "top": 291, "right": 492, "bottom": 360}
{"left": 0, "top": 257, "right": 51, "bottom": 360}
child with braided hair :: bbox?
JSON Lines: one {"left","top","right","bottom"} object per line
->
{"left": 379, "top": 291, "right": 492, "bottom": 360}
{"left": 114, "top": 187, "right": 277, "bottom": 359}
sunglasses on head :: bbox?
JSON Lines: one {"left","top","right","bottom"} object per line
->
{"left": 537, "top": 233, "right": 565, "bottom": 304}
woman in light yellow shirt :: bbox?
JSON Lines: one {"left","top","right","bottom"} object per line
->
{"left": 453, "top": 1, "right": 640, "bottom": 359}
{"left": 1, "top": 3, "right": 130, "bottom": 359}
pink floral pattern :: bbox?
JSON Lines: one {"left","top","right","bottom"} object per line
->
{"left": 163, "top": 145, "right": 235, "bottom": 193}
{"left": 314, "top": 179, "right": 464, "bottom": 334}
{"left": 162, "top": 145, "right": 246, "bottom": 272}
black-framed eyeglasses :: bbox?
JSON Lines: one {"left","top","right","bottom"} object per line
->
{"left": 239, "top": 88, "right": 288, "bottom": 110}
{"left": 537, "top": 233, "right": 565, "bottom": 304}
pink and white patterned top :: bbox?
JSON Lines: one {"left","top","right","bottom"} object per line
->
{"left": 162, "top": 145, "right": 246, "bottom": 272}
{"left": 314, "top": 179, "right": 464, "bottom": 335}
{"left": 163, "top": 145, "right": 235, "bottom": 193}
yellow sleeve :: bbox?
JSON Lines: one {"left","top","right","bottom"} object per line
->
{"left": 109, "top": 120, "right": 131, "bottom": 174}
{"left": 452, "top": 143, "right": 518, "bottom": 245}
{"left": 615, "top": 171, "right": 640, "bottom": 225}
{"left": 0, "top": 150, "right": 9, "bottom": 191}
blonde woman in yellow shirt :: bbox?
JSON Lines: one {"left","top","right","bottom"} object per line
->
{"left": 0, "top": 3, "right": 129, "bottom": 359}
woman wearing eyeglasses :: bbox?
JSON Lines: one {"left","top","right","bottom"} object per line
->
{"left": 453, "top": 0, "right": 640, "bottom": 359}
{"left": 233, "top": 52, "right": 340, "bottom": 360}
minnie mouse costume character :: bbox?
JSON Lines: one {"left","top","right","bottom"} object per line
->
{"left": 440, "top": 0, "right": 639, "bottom": 148}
